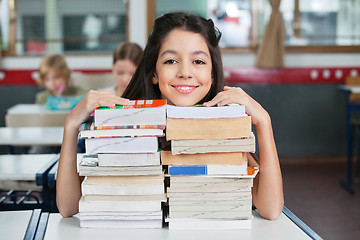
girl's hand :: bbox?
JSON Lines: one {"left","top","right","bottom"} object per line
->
{"left": 203, "top": 86, "right": 270, "bottom": 127}
{"left": 65, "top": 90, "right": 130, "bottom": 130}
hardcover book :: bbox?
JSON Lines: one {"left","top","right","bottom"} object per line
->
{"left": 168, "top": 164, "right": 248, "bottom": 176}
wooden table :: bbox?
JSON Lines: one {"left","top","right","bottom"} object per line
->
{"left": 39, "top": 208, "right": 321, "bottom": 240}
{"left": 6, "top": 104, "right": 70, "bottom": 127}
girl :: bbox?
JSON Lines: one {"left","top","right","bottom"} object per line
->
{"left": 101, "top": 42, "right": 143, "bottom": 97}
{"left": 57, "top": 12, "right": 284, "bottom": 220}
{"left": 36, "top": 54, "right": 87, "bottom": 104}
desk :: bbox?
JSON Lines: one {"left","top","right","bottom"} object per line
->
{"left": 0, "top": 127, "right": 63, "bottom": 147}
{"left": 0, "top": 209, "right": 42, "bottom": 240}
{"left": 338, "top": 85, "right": 360, "bottom": 194}
{"left": 40, "top": 208, "right": 321, "bottom": 240}
{"left": 6, "top": 104, "right": 70, "bottom": 127}
{"left": 0, "top": 154, "right": 59, "bottom": 211}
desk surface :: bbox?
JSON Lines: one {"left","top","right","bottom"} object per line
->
{"left": 7, "top": 104, "right": 70, "bottom": 114}
{"left": 0, "top": 127, "right": 63, "bottom": 146}
{"left": 6, "top": 104, "right": 70, "bottom": 127}
{"left": 0, "top": 210, "right": 33, "bottom": 239}
{"left": 0, "top": 154, "right": 59, "bottom": 181}
{"left": 43, "top": 211, "right": 313, "bottom": 240}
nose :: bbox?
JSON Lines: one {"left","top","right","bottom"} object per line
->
{"left": 177, "top": 62, "right": 193, "bottom": 79}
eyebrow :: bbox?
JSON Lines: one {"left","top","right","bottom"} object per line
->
{"left": 159, "top": 49, "right": 210, "bottom": 59}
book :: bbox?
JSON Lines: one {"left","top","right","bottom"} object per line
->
{"left": 167, "top": 185, "right": 251, "bottom": 193}
{"left": 79, "top": 121, "right": 164, "bottom": 138}
{"left": 168, "top": 165, "right": 248, "bottom": 176}
{"left": 169, "top": 209, "right": 252, "bottom": 219}
{"left": 79, "top": 196, "right": 163, "bottom": 212}
{"left": 167, "top": 218, "right": 252, "bottom": 230}
{"left": 94, "top": 99, "right": 166, "bottom": 127}
{"left": 171, "top": 133, "right": 256, "bottom": 154}
{"left": 81, "top": 178, "right": 164, "bottom": 195}
{"left": 85, "top": 137, "right": 159, "bottom": 154}
{"left": 169, "top": 204, "right": 252, "bottom": 212}
{"left": 86, "top": 175, "right": 164, "bottom": 185}
{"left": 170, "top": 176, "right": 254, "bottom": 184}
{"left": 167, "top": 104, "right": 247, "bottom": 119}
{"left": 83, "top": 194, "right": 167, "bottom": 202}
{"left": 80, "top": 219, "right": 163, "bottom": 229}
{"left": 166, "top": 191, "right": 252, "bottom": 199}
{"left": 78, "top": 165, "right": 163, "bottom": 176}
{"left": 161, "top": 151, "right": 247, "bottom": 165}
{"left": 98, "top": 152, "right": 160, "bottom": 167}
{"left": 79, "top": 211, "right": 163, "bottom": 221}
{"left": 166, "top": 116, "right": 251, "bottom": 140}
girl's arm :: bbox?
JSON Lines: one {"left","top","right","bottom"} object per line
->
{"left": 56, "top": 90, "right": 129, "bottom": 217}
{"left": 204, "top": 86, "right": 284, "bottom": 220}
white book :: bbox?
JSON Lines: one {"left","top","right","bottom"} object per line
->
{"left": 79, "top": 196, "right": 163, "bottom": 212}
{"left": 83, "top": 194, "right": 167, "bottom": 202}
{"left": 80, "top": 219, "right": 163, "bottom": 229}
{"left": 169, "top": 198, "right": 252, "bottom": 206}
{"left": 79, "top": 211, "right": 162, "bottom": 221}
{"left": 78, "top": 165, "right": 163, "bottom": 176}
{"left": 80, "top": 128, "right": 164, "bottom": 139}
{"left": 85, "top": 137, "right": 159, "bottom": 154}
{"left": 81, "top": 178, "right": 164, "bottom": 195}
{"left": 94, "top": 99, "right": 166, "bottom": 127}
{"left": 167, "top": 191, "right": 252, "bottom": 199}
{"left": 167, "top": 218, "right": 252, "bottom": 230}
{"left": 167, "top": 185, "right": 252, "bottom": 193}
{"left": 98, "top": 152, "right": 160, "bottom": 167}
{"left": 169, "top": 210, "right": 252, "bottom": 219}
{"left": 171, "top": 133, "right": 256, "bottom": 154}
{"left": 166, "top": 104, "right": 247, "bottom": 119}
{"left": 170, "top": 204, "right": 252, "bottom": 212}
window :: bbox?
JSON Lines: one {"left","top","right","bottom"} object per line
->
{"left": 14, "top": 0, "right": 127, "bottom": 55}
{"left": 155, "top": 0, "right": 360, "bottom": 51}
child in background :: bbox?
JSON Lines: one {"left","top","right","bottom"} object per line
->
{"left": 57, "top": 12, "right": 284, "bottom": 220}
{"left": 101, "top": 42, "right": 143, "bottom": 96}
{"left": 36, "top": 54, "right": 87, "bottom": 104}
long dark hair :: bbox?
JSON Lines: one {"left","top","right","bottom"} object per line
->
{"left": 122, "top": 12, "right": 224, "bottom": 104}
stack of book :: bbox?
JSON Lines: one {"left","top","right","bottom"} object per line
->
{"left": 163, "top": 105, "right": 258, "bottom": 230}
{"left": 78, "top": 99, "right": 167, "bottom": 228}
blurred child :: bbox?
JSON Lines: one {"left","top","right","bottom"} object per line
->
{"left": 36, "top": 54, "right": 87, "bottom": 104}
{"left": 102, "top": 42, "right": 143, "bottom": 96}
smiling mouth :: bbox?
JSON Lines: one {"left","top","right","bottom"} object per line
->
{"left": 172, "top": 85, "right": 198, "bottom": 93}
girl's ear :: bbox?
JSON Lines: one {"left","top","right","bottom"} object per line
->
{"left": 152, "top": 73, "right": 159, "bottom": 84}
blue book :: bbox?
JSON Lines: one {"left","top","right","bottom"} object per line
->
{"left": 168, "top": 165, "right": 247, "bottom": 176}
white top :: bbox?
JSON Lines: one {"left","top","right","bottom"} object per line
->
{"left": 0, "top": 210, "right": 33, "bottom": 239}
{"left": 44, "top": 211, "right": 312, "bottom": 240}
{"left": 0, "top": 154, "right": 58, "bottom": 181}
{"left": 0, "top": 127, "right": 63, "bottom": 146}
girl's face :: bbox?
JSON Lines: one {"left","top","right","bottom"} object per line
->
{"left": 153, "top": 29, "right": 212, "bottom": 106}
{"left": 112, "top": 59, "right": 137, "bottom": 91}
{"left": 43, "top": 69, "right": 67, "bottom": 95}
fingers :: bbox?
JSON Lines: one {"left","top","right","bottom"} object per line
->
{"left": 203, "top": 86, "right": 246, "bottom": 107}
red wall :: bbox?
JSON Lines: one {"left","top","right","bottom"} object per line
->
{"left": 0, "top": 67, "right": 359, "bottom": 85}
